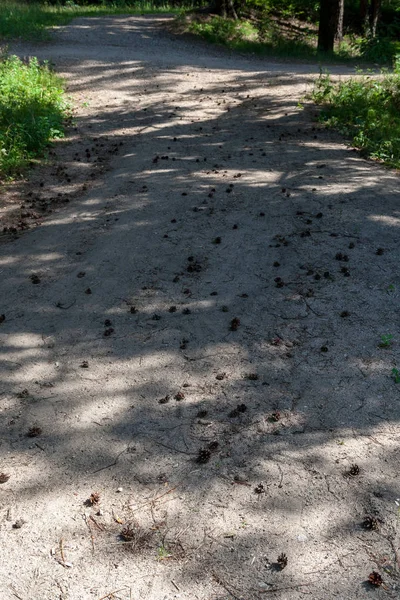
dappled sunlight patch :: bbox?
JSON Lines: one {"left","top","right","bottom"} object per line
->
{"left": 369, "top": 214, "right": 400, "bottom": 227}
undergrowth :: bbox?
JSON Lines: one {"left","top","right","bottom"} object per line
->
{"left": 0, "top": 53, "right": 67, "bottom": 178}
{"left": 187, "top": 15, "right": 319, "bottom": 59}
{"left": 185, "top": 15, "right": 400, "bottom": 63}
{"left": 311, "top": 66, "right": 400, "bottom": 169}
{"left": 0, "top": 1, "right": 193, "bottom": 41}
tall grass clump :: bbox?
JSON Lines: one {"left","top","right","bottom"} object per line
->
{"left": 0, "top": 53, "right": 67, "bottom": 178}
{"left": 311, "top": 66, "right": 400, "bottom": 169}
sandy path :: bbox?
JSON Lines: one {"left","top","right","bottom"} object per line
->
{"left": 1, "top": 15, "right": 400, "bottom": 600}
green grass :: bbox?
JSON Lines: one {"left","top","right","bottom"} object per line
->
{"left": 311, "top": 66, "right": 400, "bottom": 169}
{"left": 0, "top": 53, "right": 67, "bottom": 178}
{"left": 186, "top": 15, "right": 320, "bottom": 60}
{"left": 0, "top": 1, "right": 194, "bottom": 42}
{"left": 185, "top": 14, "right": 400, "bottom": 64}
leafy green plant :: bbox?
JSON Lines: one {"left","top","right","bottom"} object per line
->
{"left": 379, "top": 334, "right": 393, "bottom": 348}
{"left": 0, "top": 53, "right": 67, "bottom": 178}
{"left": 391, "top": 368, "right": 400, "bottom": 383}
{"left": 311, "top": 68, "right": 400, "bottom": 169}
{"left": 157, "top": 544, "right": 172, "bottom": 560}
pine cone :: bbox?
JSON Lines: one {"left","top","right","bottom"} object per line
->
{"left": 270, "top": 411, "right": 280, "bottom": 422}
{"left": 88, "top": 492, "right": 100, "bottom": 505}
{"left": 27, "top": 426, "right": 42, "bottom": 438}
{"left": 344, "top": 463, "right": 360, "bottom": 478}
{"left": 196, "top": 448, "right": 211, "bottom": 464}
{"left": 230, "top": 317, "right": 240, "bottom": 331}
{"left": 121, "top": 524, "right": 135, "bottom": 541}
{"left": 0, "top": 472, "right": 10, "bottom": 484}
{"left": 277, "top": 553, "right": 288, "bottom": 569}
{"left": 362, "top": 515, "right": 380, "bottom": 530}
{"left": 254, "top": 483, "right": 265, "bottom": 494}
{"left": 368, "top": 571, "right": 383, "bottom": 586}
{"left": 208, "top": 441, "right": 219, "bottom": 451}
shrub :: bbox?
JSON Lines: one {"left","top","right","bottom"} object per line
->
{"left": 311, "top": 66, "right": 400, "bottom": 169}
{"left": 0, "top": 54, "right": 67, "bottom": 178}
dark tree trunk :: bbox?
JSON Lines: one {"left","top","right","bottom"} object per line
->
{"left": 206, "top": 0, "right": 238, "bottom": 18}
{"left": 369, "top": 0, "right": 381, "bottom": 37}
{"left": 360, "top": 0, "right": 369, "bottom": 33}
{"left": 317, "top": 0, "right": 342, "bottom": 52}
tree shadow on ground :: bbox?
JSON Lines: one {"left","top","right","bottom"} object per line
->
{"left": 1, "top": 15, "right": 399, "bottom": 599}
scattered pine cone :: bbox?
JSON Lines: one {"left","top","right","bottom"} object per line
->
{"left": 344, "top": 464, "right": 360, "bottom": 478}
{"left": 368, "top": 571, "right": 383, "bottom": 587}
{"left": 277, "top": 553, "right": 288, "bottom": 570}
{"left": 197, "top": 409, "right": 208, "bottom": 418}
{"left": 121, "top": 523, "right": 136, "bottom": 541}
{"left": 0, "top": 472, "right": 10, "bottom": 483}
{"left": 270, "top": 412, "right": 280, "bottom": 422}
{"left": 230, "top": 317, "right": 240, "bottom": 331}
{"left": 159, "top": 395, "right": 170, "bottom": 404}
{"left": 88, "top": 492, "right": 100, "bottom": 506}
{"left": 175, "top": 391, "right": 185, "bottom": 401}
{"left": 254, "top": 483, "right": 265, "bottom": 494}
{"left": 196, "top": 448, "right": 211, "bottom": 464}
{"left": 362, "top": 515, "right": 381, "bottom": 530}
{"left": 208, "top": 441, "right": 219, "bottom": 451}
{"left": 27, "top": 426, "right": 42, "bottom": 437}
{"left": 245, "top": 373, "right": 259, "bottom": 380}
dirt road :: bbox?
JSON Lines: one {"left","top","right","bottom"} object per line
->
{"left": 1, "top": 15, "right": 399, "bottom": 600}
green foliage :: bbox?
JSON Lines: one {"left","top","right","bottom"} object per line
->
{"left": 0, "top": 1, "right": 195, "bottom": 42}
{"left": 311, "top": 66, "right": 400, "bottom": 169}
{"left": 392, "top": 368, "right": 400, "bottom": 383}
{"left": 0, "top": 54, "right": 67, "bottom": 178}
{"left": 188, "top": 16, "right": 318, "bottom": 59}
{"left": 0, "top": 1, "right": 56, "bottom": 40}
{"left": 347, "top": 35, "right": 399, "bottom": 64}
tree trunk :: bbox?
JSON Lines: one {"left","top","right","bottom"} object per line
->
{"left": 317, "top": 0, "right": 342, "bottom": 52}
{"left": 369, "top": 0, "right": 381, "bottom": 37}
{"left": 336, "top": 0, "right": 344, "bottom": 43}
{"left": 206, "top": 0, "right": 238, "bottom": 18}
{"left": 360, "top": 0, "right": 369, "bottom": 33}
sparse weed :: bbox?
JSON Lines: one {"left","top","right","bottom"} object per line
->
{"left": 379, "top": 334, "right": 393, "bottom": 348}
{"left": 157, "top": 544, "right": 172, "bottom": 560}
{"left": 391, "top": 368, "right": 400, "bottom": 383}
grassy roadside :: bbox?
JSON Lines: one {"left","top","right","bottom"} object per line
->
{"left": 0, "top": 53, "right": 67, "bottom": 179}
{"left": 181, "top": 14, "right": 400, "bottom": 64}
{"left": 310, "top": 68, "right": 400, "bottom": 169}
{"left": 0, "top": 1, "right": 192, "bottom": 42}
